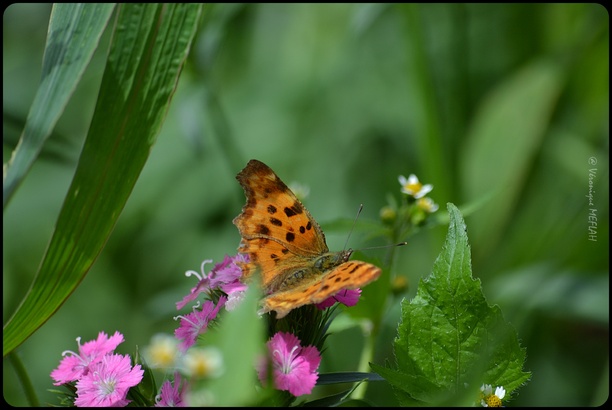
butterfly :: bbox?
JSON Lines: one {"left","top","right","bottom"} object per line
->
{"left": 233, "top": 159, "right": 382, "bottom": 319}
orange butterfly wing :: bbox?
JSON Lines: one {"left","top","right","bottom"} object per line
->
{"left": 233, "top": 160, "right": 328, "bottom": 290}
{"left": 261, "top": 260, "right": 381, "bottom": 318}
{"left": 233, "top": 159, "right": 382, "bottom": 318}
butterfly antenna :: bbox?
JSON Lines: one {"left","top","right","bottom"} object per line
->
{"left": 344, "top": 205, "right": 407, "bottom": 252}
{"left": 359, "top": 242, "right": 408, "bottom": 251}
{"left": 342, "top": 204, "right": 364, "bottom": 251}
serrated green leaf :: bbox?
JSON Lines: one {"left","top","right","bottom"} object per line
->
{"left": 381, "top": 203, "right": 530, "bottom": 404}
{"left": 3, "top": 3, "right": 115, "bottom": 208}
{"left": 3, "top": 3, "right": 203, "bottom": 357}
{"left": 369, "top": 362, "right": 442, "bottom": 405}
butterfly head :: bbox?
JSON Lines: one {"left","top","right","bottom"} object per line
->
{"left": 313, "top": 249, "right": 353, "bottom": 272}
{"left": 342, "top": 248, "right": 353, "bottom": 263}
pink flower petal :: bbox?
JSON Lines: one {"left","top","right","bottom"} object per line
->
{"left": 259, "top": 332, "right": 321, "bottom": 397}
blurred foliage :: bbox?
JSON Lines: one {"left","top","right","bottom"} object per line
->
{"left": 3, "top": 3, "right": 608, "bottom": 407}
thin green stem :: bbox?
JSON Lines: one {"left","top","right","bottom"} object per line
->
{"left": 8, "top": 351, "right": 40, "bottom": 407}
{"left": 351, "top": 321, "right": 378, "bottom": 400}
{"left": 354, "top": 203, "right": 407, "bottom": 401}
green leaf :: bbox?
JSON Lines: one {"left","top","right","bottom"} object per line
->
{"left": 302, "top": 384, "right": 368, "bottom": 407}
{"left": 203, "top": 286, "right": 265, "bottom": 406}
{"left": 374, "top": 203, "right": 530, "bottom": 405}
{"left": 369, "top": 362, "right": 442, "bottom": 405}
{"left": 3, "top": 3, "right": 203, "bottom": 357}
{"left": 460, "top": 59, "right": 564, "bottom": 254}
{"left": 132, "top": 346, "right": 158, "bottom": 406}
{"left": 3, "top": 3, "right": 115, "bottom": 208}
{"left": 316, "top": 371, "right": 385, "bottom": 385}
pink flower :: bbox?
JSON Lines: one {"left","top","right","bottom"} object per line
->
{"left": 155, "top": 372, "right": 187, "bottom": 407}
{"left": 176, "top": 254, "right": 248, "bottom": 310}
{"left": 174, "top": 296, "right": 226, "bottom": 352}
{"left": 315, "top": 288, "right": 362, "bottom": 310}
{"left": 74, "top": 353, "right": 143, "bottom": 407}
{"left": 258, "top": 332, "right": 321, "bottom": 397}
{"left": 176, "top": 260, "right": 214, "bottom": 310}
{"left": 51, "top": 331, "right": 124, "bottom": 385}
{"left": 212, "top": 254, "right": 249, "bottom": 297}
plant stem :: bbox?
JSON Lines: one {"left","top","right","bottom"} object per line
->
{"left": 351, "top": 321, "right": 379, "bottom": 400}
{"left": 8, "top": 351, "right": 40, "bottom": 407}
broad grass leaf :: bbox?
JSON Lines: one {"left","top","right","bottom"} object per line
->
{"left": 3, "top": 4, "right": 115, "bottom": 208}
{"left": 3, "top": 3, "right": 203, "bottom": 357}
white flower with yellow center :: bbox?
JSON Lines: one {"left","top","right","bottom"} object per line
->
{"left": 480, "top": 384, "right": 506, "bottom": 407}
{"left": 416, "top": 197, "right": 439, "bottom": 213}
{"left": 143, "top": 333, "right": 180, "bottom": 369}
{"left": 181, "top": 346, "right": 224, "bottom": 379}
{"left": 398, "top": 174, "right": 433, "bottom": 199}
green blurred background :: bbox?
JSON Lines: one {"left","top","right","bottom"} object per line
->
{"left": 3, "top": 3, "right": 608, "bottom": 406}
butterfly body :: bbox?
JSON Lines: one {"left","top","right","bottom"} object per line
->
{"left": 233, "top": 159, "right": 381, "bottom": 318}
{"left": 273, "top": 249, "right": 352, "bottom": 292}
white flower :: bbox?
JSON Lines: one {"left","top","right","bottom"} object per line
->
{"left": 225, "top": 290, "right": 246, "bottom": 311}
{"left": 143, "top": 333, "right": 180, "bottom": 369}
{"left": 416, "top": 197, "right": 439, "bottom": 213}
{"left": 480, "top": 384, "right": 506, "bottom": 407}
{"left": 180, "top": 346, "right": 224, "bottom": 379}
{"left": 398, "top": 174, "right": 433, "bottom": 199}
{"left": 288, "top": 181, "right": 310, "bottom": 201}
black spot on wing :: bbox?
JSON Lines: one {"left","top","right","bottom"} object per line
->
{"left": 284, "top": 202, "right": 303, "bottom": 217}
{"left": 257, "top": 224, "right": 270, "bottom": 235}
